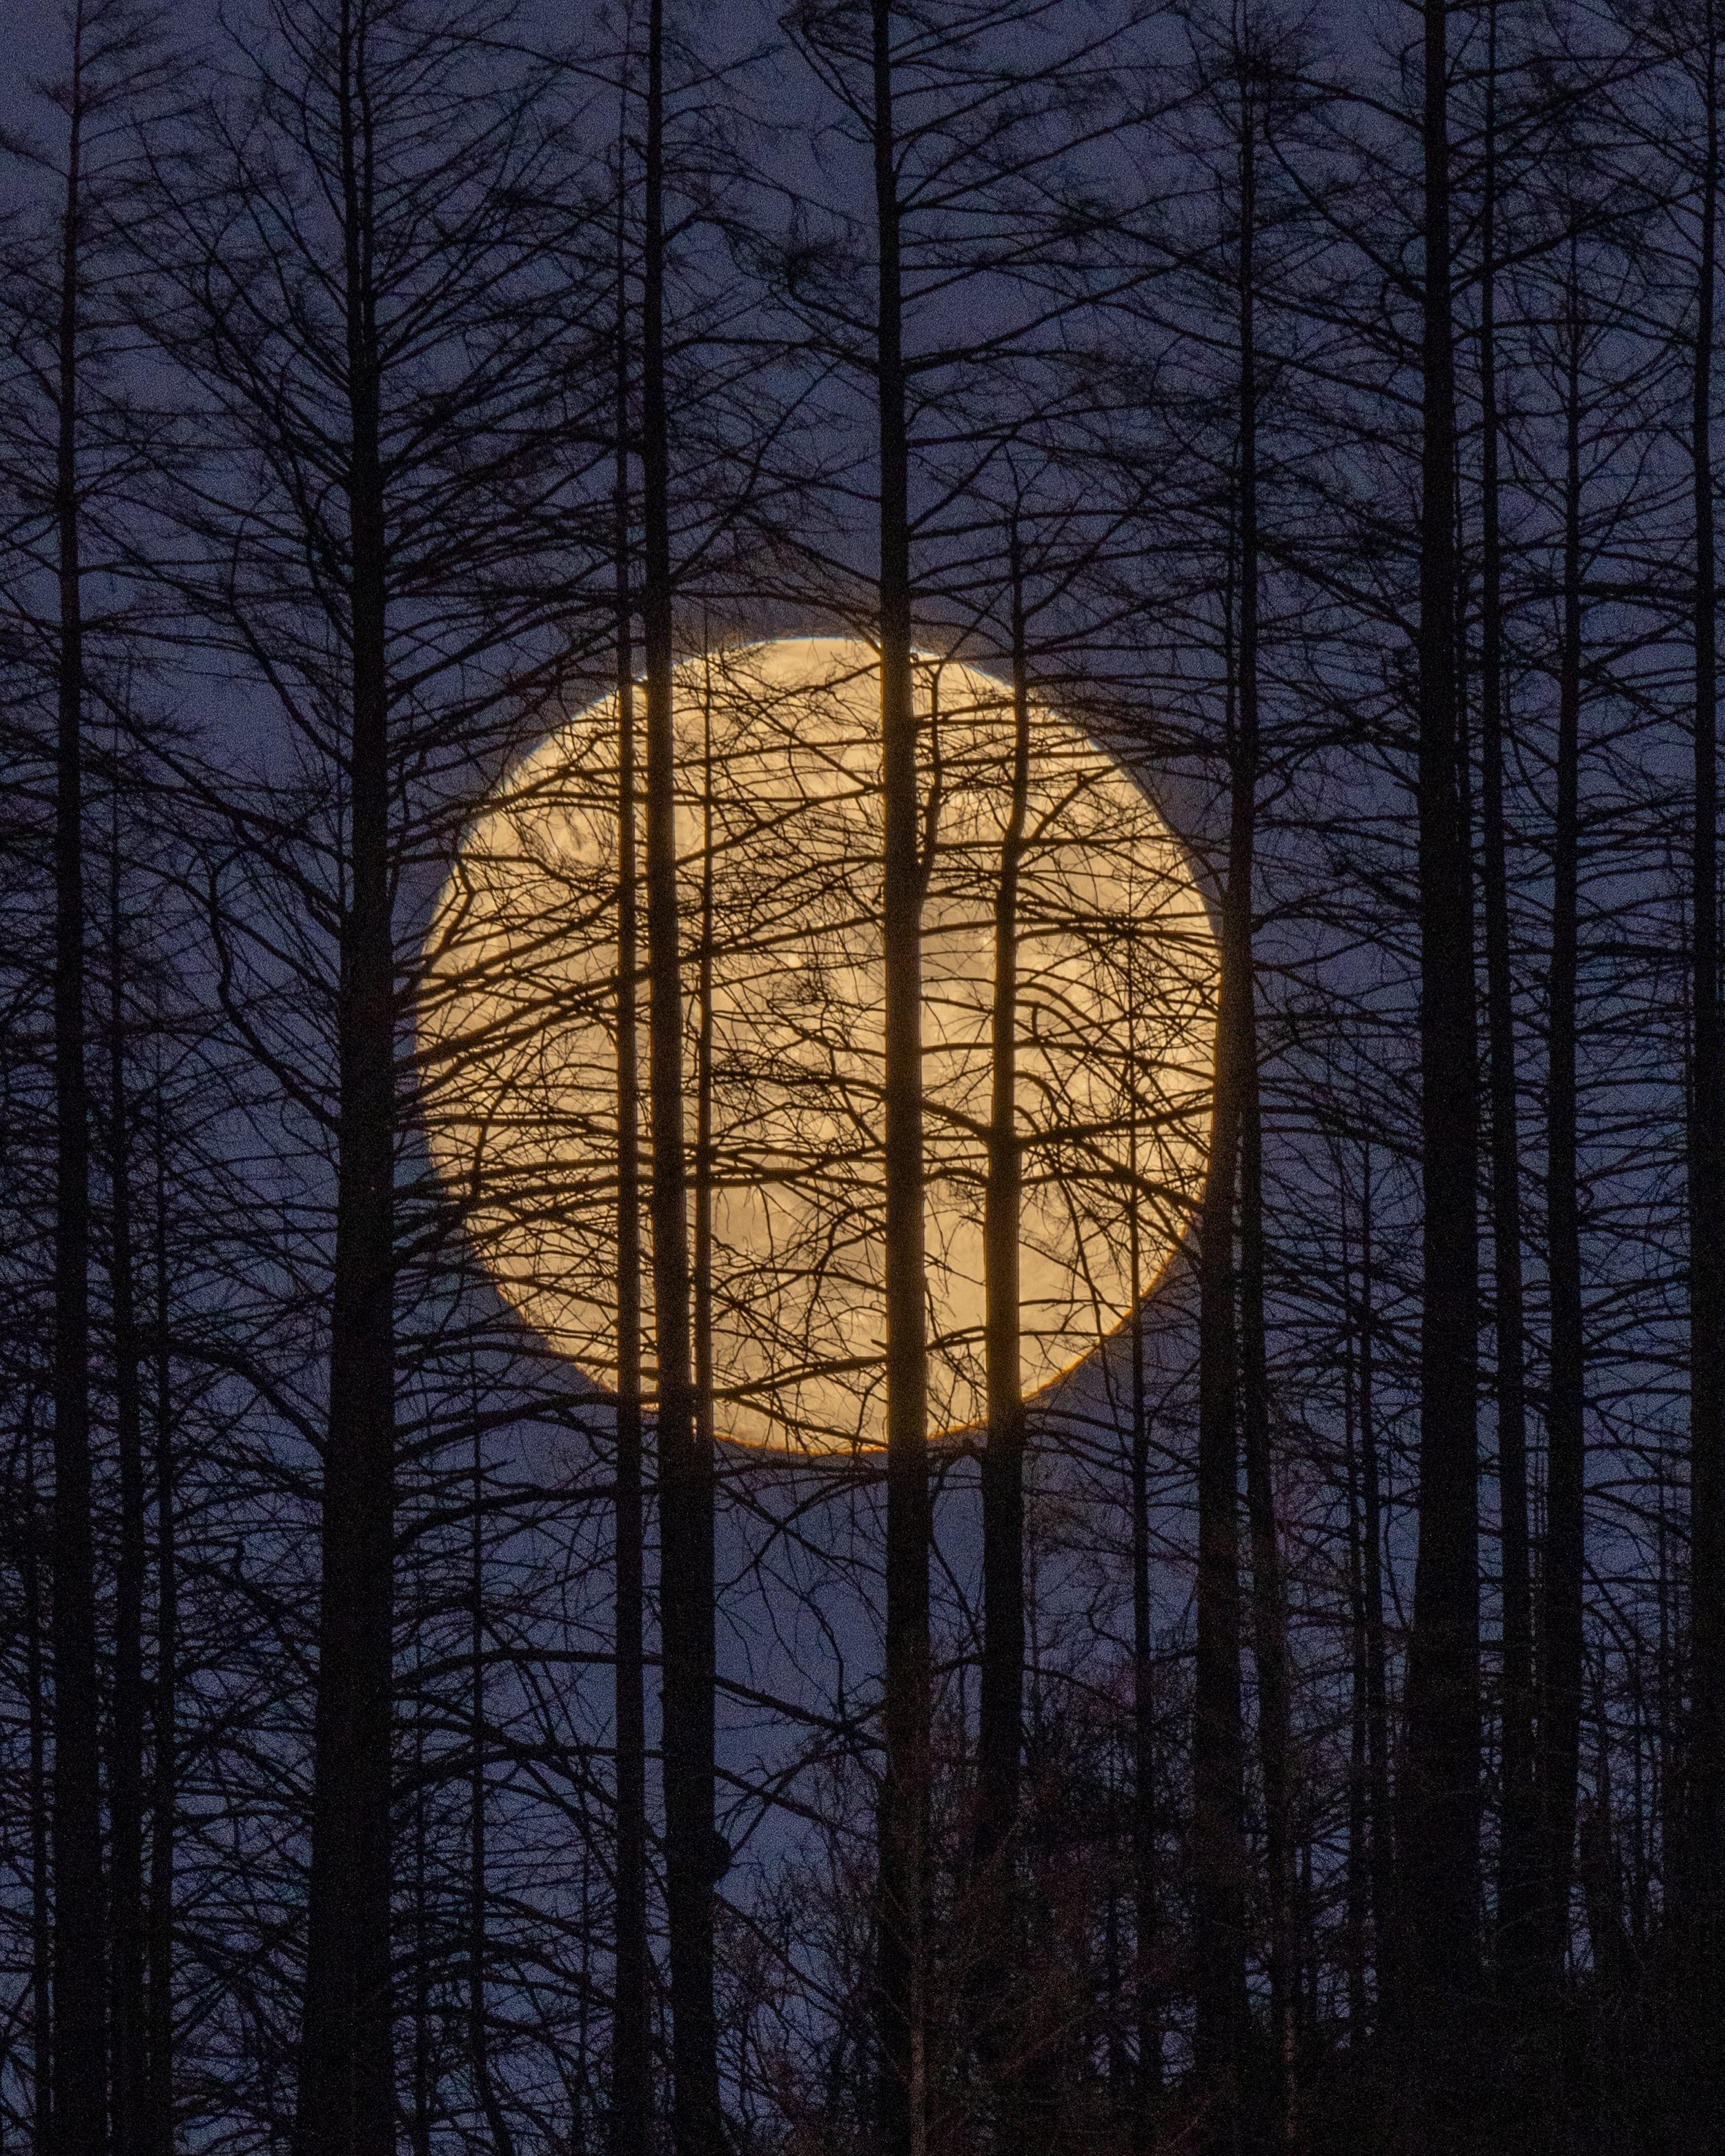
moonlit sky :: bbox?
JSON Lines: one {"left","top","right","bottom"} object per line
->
{"left": 420, "top": 636, "right": 1218, "bottom": 1452}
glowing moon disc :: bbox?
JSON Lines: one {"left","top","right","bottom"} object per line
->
{"left": 420, "top": 637, "right": 1216, "bottom": 1452}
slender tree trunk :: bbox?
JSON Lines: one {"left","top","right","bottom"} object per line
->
{"left": 1358, "top": 1151, "right": 1393, "bottom": 2022}
{"left": 1240, "top": 1062, "right": 1292, "bottom": 2129}
{"left": 1399, "top": 0, "right": 1483, "bottom": 2061}
{"left": 296, "top": 8, "right": 399, "bottom": 2148}
{"left": 1192, "top": 664, "right": 1249, "bottom": 2142}
{"left": 973, "top": 518, "right": 1032, "bottom": 2068}
{"left": 26, "top": 1418, "right": 52, "bottom": 2155}
{"left": 411, "top": 1737, "right": 432, "bottom": 2156}
{"left": 610, "top": 155, "right": 651, "bottom": 2156}
{"left": 1686, "top": 0, "right": 1725, "bottom": 2033}
{"left": 50, "top": 19, "right": 110, "bottom": 2144}
{"left": 1536, "top": 248, "right": 1586, "bottom": 1983}
{"left": 110, "top": 829, "right": 148, "bottom": 2156}
{"left": 469, "top": 1434, "right": 517, "bottom": 2156}
{"left": 1343, "top": 1289, "right": 1369, "bottom": 2035}
{"left": 146, "top": 1123, "right": 176, "bottom": 2156}
{"left": 872, "top": 9, "right": 931, "bottom": 2152}
{"left": 1130, "top": 1187, "right": 1160, "bottom": 2150}
{"left": 1477, "top": 0, "right": 1537, "bottom": 1981}
{"left": 638, "top": 8, "right": 718, "bottom": 2147}
{"left": 1579, "top": 1663, "right": 1630, "bottom": 1995}
{"left": 695, "top": 691, "right": 717, "bottom": 1487}
{"left": 1229, "top": 102, "right": 1294, "bottom": 2128}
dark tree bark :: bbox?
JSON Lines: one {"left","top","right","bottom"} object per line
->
{"left": 1343, "top": 1285, "right": 1369, "bottom": 2033}
{"left": 410, "top": 1737, "right": 433, "bottom": 2156}
{"left": 1399, "top": 0, "right": 1483, "bottom": 2054}
{"left": 1357, "top": 1156, "right": 1394, "bottom": 2023}
{"left": 1192, "top": 586, "right": 1249, "bottom": 2136}
{"left": 1240, "top": 1042, "right": 1292, "bottom": 2124}
{"left": 1535, "top": 239, "right": 1587, "bottom": 1981}
{"left": 146, "top": 1119, "right": 176, "bottom": 2156}
{"left": 50, "top": 14, "right": 110, "bottom": 2145}
{"left": 1128, "top": 1299, "right": 1160, "bottom": 2153}
{"left": 969, "top": 512, "right": 1034, "bottom": 2147}
{"left": 638, "top": 7, "right": 718, "bottom": 2149}
{"left": 468, "top": 1432, "right": 517, "bottom": 2156}
{"left": 1476, "top": 0, "right": 1537, "bottom": 1980}
{"left": 695, "top": 695, "right": 718, "bottom": 1499}
{"left": 610, "top": 197, "right": 651, "bottom": 2156}
{"left": 1124, "top": 947, "right": 1161, "bottom": 2150}
{"left": 1579, "top": 1665, "right": 1630, "bottom": 1994}
{"left": 109, "top": 820, "right": 148, "bottom": 2156}
{"left": 974, "top": 517, "right": 1031, "bottom": 1905}
{"left": 24, "top": 1420, "right": 52, "bottom": 2154}
{"left": 1228, "top": 84, "right": 1294, "bottom": 2130}
{"left": 871, "top": 10, "right": 932, "bottom": 2153}
{"left": 295, "top": 11, "right": 401, "bottom": 2150}
{"left": 1685, "top": 0, "right": 1725, "bottom": 2027}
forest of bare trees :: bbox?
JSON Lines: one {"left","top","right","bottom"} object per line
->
{"left": 2, "top": 0, "right": 1722, "bottom": 2150}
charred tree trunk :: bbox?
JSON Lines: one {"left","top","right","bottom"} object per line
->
{"left": 974, "top": 517, "right": 1032, "bottom": 1954}
{"left": 1344, "top": 1283, "right": 1369, "bottom": 2034}
{"left": 610, "top": 157, "right": 651, "bottom": 2156}
{"left": 295, "top": 8, "right": 400, "bottom": 2148}
{"left": 1130, "top": 1169, "right": 1160, "bottom": 2148}
{"left": 1477, "top": 0, "right": 1537, "bottom": 1983}
{"left": 1399, "top": 0, "right": 1483, "bottom": 2066}
{"left": 1241, "top": 1041, "right": 1292, "bottom": 2126}
{"left": 695, "top": 693, "right": 717, "bottom": 1493}
{"left": 1229, "top": 94, "right": 1295, "bottom": 2131}
{"left": 469, "top": 1435, "right": 516, "bottom": 2156}
{"left": 1192, "top": 589, "right": 1249, "bottom": 2141}
{"left": 1357, "top": 1158, "right": 1392, "bottom": 2024}
{"left": 639, "top": 7, "right": 718, "bottom": 2148}
{"left": 1686, "top": 0, "right": 1725, "bottom": 2032}
{"left": 110, "top": 829, "right": 148, "bottom": 2156}
{"left": 873, "top": 8, "right": 932, "bottom": 2151}
{"left": 1536, "top": 244, "right": 1586, "bottom": 1983}
{"left": 146, "top": 1122, "right": 176, "bottom": 2156}
{"left": 50, "top": 18, "right": 110, "bottom": 2146}
{"left": 26, "top": 1418, "right": 52, "bottom": 2153}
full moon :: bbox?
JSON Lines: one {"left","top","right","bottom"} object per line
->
{"left": 419, "top": 637, "right": 1216, "bottom": 1453}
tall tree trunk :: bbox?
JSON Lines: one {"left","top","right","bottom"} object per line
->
{"left": 638, "top": 8, "right": 718, "bottom": 2148}
{"left": 410, "top": 1733, "right": 433, "bottom": 2156}
{"left": 1686, "top": 0, "right": 1725, "bottom": 2032}
{"left": 26, "top": 1418, "right": 52, "bottom": 2154}
{"left": 1130, "top": 1154, "right": 1160, "bottom": 2150}
{"left": 110, "top": 826, "right": 148, "bottom": 2156}
{"left": 1536, "top": 245, "right": 1586, "bottom": 1982}
{"left": 1192, "top": 606, "right": 1249, "bottom": 2138}
{"left": 1344, "top": 1285, "right": 1369, "bottom": 2035}
{"left": 1229, "top": 95, "right": 1294, "bottom": 2132}
{"left": 1240, "top": 1042, "right": 1292, "bottom": 2129}
{"left": 296, "top": 8, "right": 399, "bottom": 2148}
{"left": 695, "top": 693, "right": 717, "bottom": 1495}
{"left": 1357, "top": 1154, "right": 1393, "bottom": 2024}
{"left": 1399, "top": 0, "right": 1483, "bottom": 2061}
{"left": 1477, "top": 0, "right": 1537, "bottom": 1981}
{"left": 610, "top": 155, "right": 651, "bottom": 2156}
{"left": 50, "top": 16, "right": 110, "bottom": 2145}
{"left": 1579, "top": 1663, "right": 1630, "bottom": 1995}
{"left": 146, "top": 1121, "right": 177, "bottom": 2156}
{"left": 469, "top": 1434, "right": 516, "bottom": 2156}
{"left": 973, "top": 516, "right": 1032, "bottom": 2084}
{"left": 872, "top": 8, "right": 931, "bottom": 2153}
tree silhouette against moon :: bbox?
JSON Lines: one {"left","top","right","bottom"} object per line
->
{"left": 420, "top": 636, "right": 1217, "bottom": 1452}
